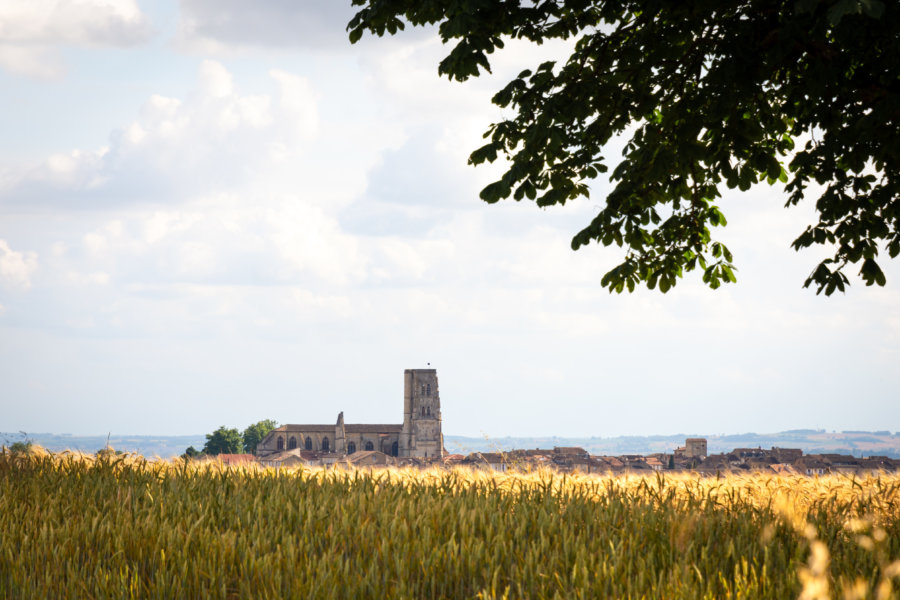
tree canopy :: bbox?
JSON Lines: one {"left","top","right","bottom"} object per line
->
{"left": 348, "top": 0, "right": 899, "bottom": 294}
{"left": 242, "top": 420, "right": 278, "bottom": 455}
{"left": 203, "top": 426, "right": 242, "bottom": 456}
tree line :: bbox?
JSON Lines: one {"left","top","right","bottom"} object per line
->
{"left": 183, "top": 420, "right": 278, "bottom": 459}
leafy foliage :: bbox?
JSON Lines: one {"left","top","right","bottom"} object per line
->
{"left": 348, "top": 0, "right": 899, "bottom": 294}
{"left": 203, "top": 426, "right": 242, "bottom": 456}
{"left": 242, "top": 419, "right": 278, "bottom": 455}
{"left": 182, "top": 445, "right": 203, "bottom": 459}
{"left": 7, "top": 441, "right": 31, "bottom": 454}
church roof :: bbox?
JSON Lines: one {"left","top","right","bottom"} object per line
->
{"left": 277, "top": 424, "right": 402, "bottom": 434}
{"left": 346, "top": 424, "right": 402, "bottom": 434}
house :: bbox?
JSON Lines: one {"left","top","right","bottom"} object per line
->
{"left": 345, "top": 450, "right": 393, "bottom": 468}
{"left": 466, "top": 452, "right": 508, "bottom": 472}
{"left": 696, "top": 454, "right": 732, "bottom": 475}
{"left": 794, "top": 457, "right": 830, "bottom": 476}
{"left": 644, "top": 457, "right": 665, "bottom": 471}
{"left": 819, "top": 454, "right": 861, "bottom": 474}
{"left": 771, "top": 447, "right": 803, "bottom": 463}
{"left": 769, "top": 463, "right": 798, "bottom": 476}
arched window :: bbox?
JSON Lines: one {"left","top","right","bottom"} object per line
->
{"left": 277, "top": 437, "right": 284, "bottom": 450}
{"left": 288, "top": 437, "right": 297, "bottom": 450}
{"left": 365, "top": 441, "right": 374, "bottom": 451}
{"left": 347, "top": 442, "right": 356, "bottom": 454}
{"left": 322, "top": 437, "right": 329, "bottom": 452}
{"left": 426, "top": 406, "right": 431, "bottom": 416}
{"left": 426, "top": 383, "right": 431, "bottom": 396}
{"left": 421, "top": 384, "right": 425, "bottom": 395}
{"left": 391, "top": 442, "right": 398, "bottom": 457}
{"left": 305, "top": 437, "right": 312, "bottom": 450}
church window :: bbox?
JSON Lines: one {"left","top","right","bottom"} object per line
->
{"left": 322, "top": 437, "right": 329, "bottom": 452}
{"left": 391, "top": 442, "right": 398, "bottom": 457}
{"left": 347, "top": 442, "right": 356, "bottom": 454}
{"left": 426, "top": 383, "right": 431, "bottom": 396}
{"left": 365, "top": 441, "right": 374, "bottom": 451}
{"left": 426, "top": 406, "right": 431, "bottom": 416}
{"left": 421, "top": 384, "right": 425, "bottom": 395}
{"left": 277, "top": 437, "right": 284, "bottom": 451}
{"left": 288, "top": 437, "right": 297, "bottom": 450}
{"left": 305, "top": 437, "right": 312, "bottom": 450}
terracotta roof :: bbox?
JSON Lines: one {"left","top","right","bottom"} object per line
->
{"left": 553, "top": 447, "right": 588, "bottom": 455}
{"left": 217, "top": 454, "right": 256, "bottom": 465}
{"left": 769, "top": 464, "right": 797, "bottom": 475}
{"left": 347, "top": 450, "right": 390, "bottom": 463}
{"left": 467, "top": 452, "right": 505, "bottom": 464}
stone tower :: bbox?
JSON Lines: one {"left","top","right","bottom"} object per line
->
{"left": 335, "top": 411, "right": 346, "bottom": 454}
{"left": 399, "top": 368, "right": 443, "bottom": 459}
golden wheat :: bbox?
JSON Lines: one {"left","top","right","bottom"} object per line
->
{"left": 1, "top": 447, "right": 898, "bottom": 599}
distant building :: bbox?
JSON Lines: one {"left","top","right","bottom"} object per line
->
{"left": 685, "top": 438, "right": 707, "bottom": 458}
{"left": 256, "top": 369, "right": 444, "bottom": 460}
{"left": 771, "top": 447, "right": 803, "bottom": 463}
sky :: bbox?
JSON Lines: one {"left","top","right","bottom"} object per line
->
{"left": 1, "top": 1, "right": 898, "bottom": 439}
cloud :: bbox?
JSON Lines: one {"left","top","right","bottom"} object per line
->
{"left": 0, "top": 60, "right": 319, "bottom": 206}
{"left": 3, "top": 46, "right": 899, "bottom": 439}
{"left": 0, "top": 0, "right": 153, "bottom": 78}
{"left": 176, "top": 0, "right": 360, "bottom": 53}
{"left": 0, "top": 239, "right": 37, "bottom": 289}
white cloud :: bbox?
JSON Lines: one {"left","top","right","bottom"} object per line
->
{"left": 176, "top": 0, "right": 361, "bottom": 54}
{"left": 0, "top": 0, "right": 153, "bottom": 78}
{"left": 0, "top": 60, "right": 320, "bottom": 204}
{"left": 0, "top": 239, "right": 37, "bottom": 289}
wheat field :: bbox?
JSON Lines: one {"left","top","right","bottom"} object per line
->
{"left": 1, "top": 447, "right": 899, "bottom": 599}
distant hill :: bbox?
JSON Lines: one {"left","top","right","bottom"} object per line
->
{"left": 5, "top": 430, "right": 899, "bottom": 459}
{"left": 444, "top": 430, "right": 900, "bottom": 458}
{"left": 1, "top": 432, "right": 205, "bottom": 458}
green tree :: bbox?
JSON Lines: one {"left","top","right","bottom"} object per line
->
{"left": 182, "top": 446, "right": 203, "bottom": 460}
{"left": 242, "top": 419, "right": 278, "bottom": 455}
{"left": 348, "top": 0, "right": 899, "bottom": 295}
{"left": 8, "top": 441, "right": 31, "bottom": 454}
{"left": 203, "top": 426, "right": 242, "bottom": 456}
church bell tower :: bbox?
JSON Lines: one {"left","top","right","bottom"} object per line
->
{"left": 400, "top": 368, "right": 443, "bottom": 459}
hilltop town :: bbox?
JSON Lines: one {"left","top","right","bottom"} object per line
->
{"left": 7, "top": 367, "right": 899, "bottom": 475}
{"left": 212, "top": 435, "right": 900, "bottom": 476}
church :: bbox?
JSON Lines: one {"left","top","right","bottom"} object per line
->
{"left": 255, "top": 368, "right": 444, "bottom": 460}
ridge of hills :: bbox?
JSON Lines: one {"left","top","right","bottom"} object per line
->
{"left": 3, "top": 430, "right": 899, "bottom": 459}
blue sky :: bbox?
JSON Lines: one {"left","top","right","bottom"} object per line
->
{"left": 1, "top": 1, "right": 898, "bottom": 438}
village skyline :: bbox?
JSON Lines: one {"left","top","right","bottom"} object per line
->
{"left": 7, "top": 428, "right": 900, "bottom": 461}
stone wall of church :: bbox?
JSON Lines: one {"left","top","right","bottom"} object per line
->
{"left": 257, "top": 368, "right": 443, "bottom": 459}
{"left": 260, "top": 430, "right": 401, "bottom": 456}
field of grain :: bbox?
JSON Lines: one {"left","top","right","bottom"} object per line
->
{"left": 2, "top": 447, "right": 899, "bottom": 599}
